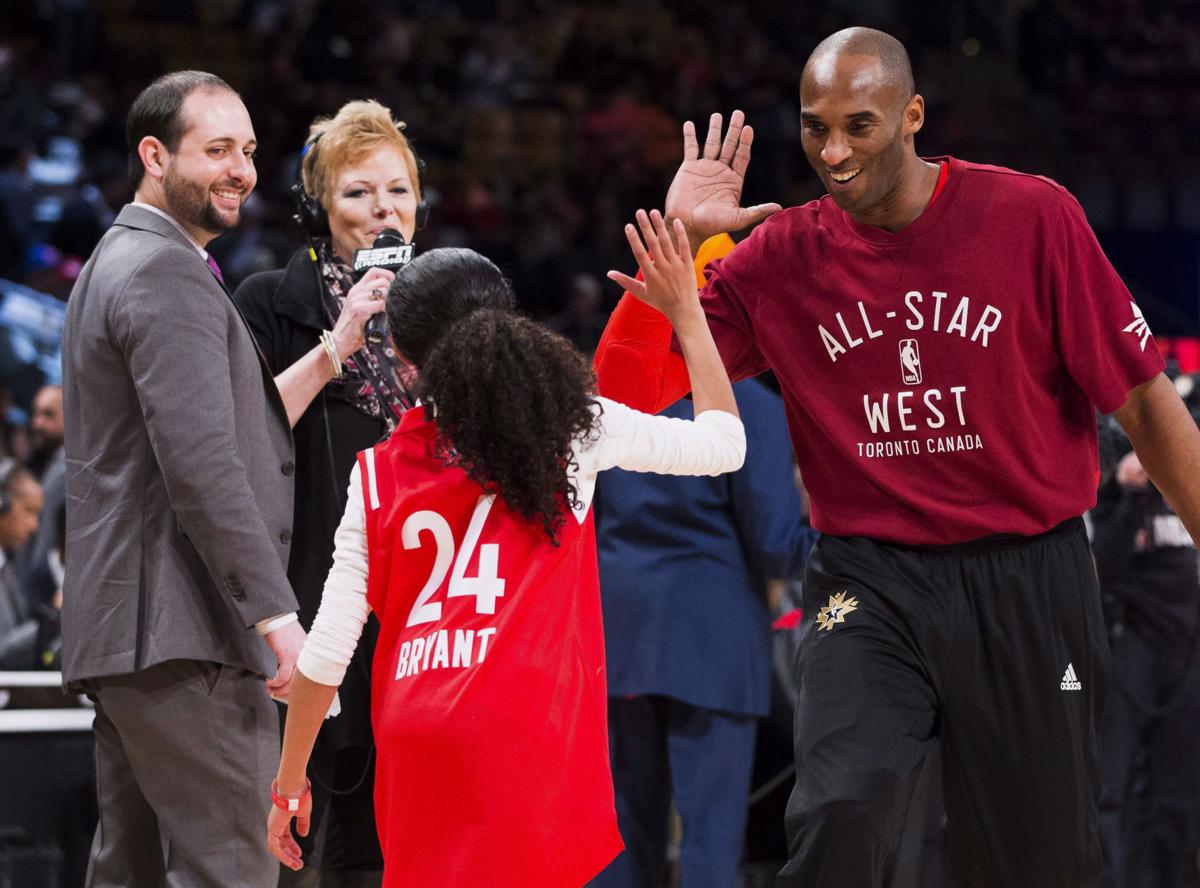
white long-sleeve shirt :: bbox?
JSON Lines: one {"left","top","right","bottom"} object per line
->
{"left": 298, "top": 396, "right": 745, "bottom": 686}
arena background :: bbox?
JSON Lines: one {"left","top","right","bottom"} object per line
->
{"left": 2, "top": 0, "right": 1198, "bottom": 389}
{"left": 0, "top": 1, "right": 1198, "bottom": 886}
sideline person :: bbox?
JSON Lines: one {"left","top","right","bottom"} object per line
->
{"left": 267, "top": 219, "right": 745, "bottom": 886}
{"left": 61, "top": 71, "right": 303, "bottom": 887}
{"left": 234, "top": 98, "right": 425, "bottom": 884}
{"left": 594, "top": 27, "right": 1200, "bottom": 888}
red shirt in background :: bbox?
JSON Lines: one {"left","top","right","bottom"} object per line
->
{"left": 595, "top": 157, "right": 1163, "bottom": 545}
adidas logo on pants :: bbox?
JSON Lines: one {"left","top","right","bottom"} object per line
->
{"left": 1060, "top": 662, "right": 1082, "bottom": 691}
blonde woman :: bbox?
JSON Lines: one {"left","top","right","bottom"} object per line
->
{"left": 233, "top": 99, "right": 425, "bottom": 883}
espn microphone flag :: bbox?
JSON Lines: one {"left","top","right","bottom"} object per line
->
{"left": 352, "top": 228, "right": 413, "bottom": 345}
{"left": 352, "top": 242, "right": 414, "bottom": 275}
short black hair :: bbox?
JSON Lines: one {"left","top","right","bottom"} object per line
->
{"left": 386, "top": 247, "right": 516, "bottom": 369}
{"left": 804, "top": 27, "right": 916, "bottom": 101}
{"left": 386, "top": 248, "right": 599, "bottom": 543}
{"left": 126, "top": 71, "right": 237, "bottom": 190}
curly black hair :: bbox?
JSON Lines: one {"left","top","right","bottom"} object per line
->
{"left": 387, "top": 248, "right": 600, "bottom": 542}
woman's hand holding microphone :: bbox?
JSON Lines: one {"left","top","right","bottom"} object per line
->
{"left": 330, "top": 266, "right": 395, "bottom": 360}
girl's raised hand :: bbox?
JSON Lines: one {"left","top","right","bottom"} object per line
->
{"left": 607, "top": 210, "right": 700, "bottom": 322}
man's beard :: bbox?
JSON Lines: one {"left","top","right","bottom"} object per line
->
{"left": 30, "top": 432, "right": 62, "bottom": 452}
{"left": 163, "top": 165, "right": 241, "bottom": 235}
{"left": 28, "top": 437, "right": 62, "bottom": 478}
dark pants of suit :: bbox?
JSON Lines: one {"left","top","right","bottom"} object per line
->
{"left": 1098, "top": 629, "right": 1200, "bottom": 888}
{"left": 84, "top": 659, "right": 279, "bottom": 888}
{"left": 590, "top": 695, "right": 756, "bottom": 888}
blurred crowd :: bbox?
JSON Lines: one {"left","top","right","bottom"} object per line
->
{"left": 2, "top": 2, "right": 1200, "bottom": 885}
{"left": 2, "top": 0, "right": 1198, "bottom": 341}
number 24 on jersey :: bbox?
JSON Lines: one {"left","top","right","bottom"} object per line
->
{"left": 402, "top": 495, "right": 506, "bottom": 628}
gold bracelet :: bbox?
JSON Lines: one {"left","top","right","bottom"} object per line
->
{"left": 321, "top": 330, "right": 343, "bottom": 379}
{"left": 324, "top": 331, "right": 342, "bottom": 379}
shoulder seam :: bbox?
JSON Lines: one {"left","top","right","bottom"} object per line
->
{"left": 108, "top": 240, "right": 176, "bottom": 333}
{"left": 109, "top": 237, "right": 212, "bottom": 335}
{"left": 959, "top": 163, "right": 1069, "bottom": 196}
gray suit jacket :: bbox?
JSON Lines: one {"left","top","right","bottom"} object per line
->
{"left": 61, "top": 205, "right": 298, "bottom": 686}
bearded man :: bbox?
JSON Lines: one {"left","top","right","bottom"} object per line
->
{"left": 61, "top": 71, "right": 304, "bottom": 887}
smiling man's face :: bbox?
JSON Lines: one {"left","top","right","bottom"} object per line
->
{"left": 799, "top": 51, "right": 918, "bottom": 219}
{"left": 160, "top": 88, "right": 257, "bottom": 240}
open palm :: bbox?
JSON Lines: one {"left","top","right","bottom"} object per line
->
{"left": 665, "top": 110, "right": 782, "bottom": 247}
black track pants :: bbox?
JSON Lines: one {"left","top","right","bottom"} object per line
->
{"left": 778, "top": 519, "right": 1108, "bottom": 888}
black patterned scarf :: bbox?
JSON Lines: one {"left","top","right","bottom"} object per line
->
{"left": 316, "top": 239, "right": 417, "bottom": 431}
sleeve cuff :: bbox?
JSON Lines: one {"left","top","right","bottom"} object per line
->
{"left": 297, "top": 649, "right": 348, "bottom": 687}
{"left": 255, "top": 611, "right": 299, "bottom": 636}
{"left": 695, "top": 409, "right": 747, "bottom": 471}
{"left": 695, "top": 408, "right": 747, "bottom": 434}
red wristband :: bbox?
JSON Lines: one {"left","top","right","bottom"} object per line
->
{"left": 271, "top": 779, "right": 311, "bottom": 813}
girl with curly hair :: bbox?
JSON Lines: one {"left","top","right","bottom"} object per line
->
{"left": 267, "top": 211, "right": 744, "bottom": 886}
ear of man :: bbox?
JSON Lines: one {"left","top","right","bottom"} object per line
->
{"left": 903, "top": 95, "right": 925, "bottom": 137}
{"left": 137, "top": 136, "right": 169, "bottom": 184}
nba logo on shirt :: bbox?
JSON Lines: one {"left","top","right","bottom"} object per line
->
{"left": 899, "top": 339, "right": 922, "bottom": 385}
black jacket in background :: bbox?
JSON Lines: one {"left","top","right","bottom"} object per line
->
{"left": 234, "top": 246, "right": 386, "bottom": 748}
{"left": 1092, "top": 480, "right": 1200, "bottom": 658}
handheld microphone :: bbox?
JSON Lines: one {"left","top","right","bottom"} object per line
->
{"left": 352, "top": 228, "right": 413, "bottom": 346}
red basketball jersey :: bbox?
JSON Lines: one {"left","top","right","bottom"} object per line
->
{"left": 358, "top": 407, "right": 622, "bottom": 887}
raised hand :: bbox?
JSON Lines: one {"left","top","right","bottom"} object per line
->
{"left": 608, "top": 210, "right": 701, "bottom": 324}
{"left": 608, "top": 209, "right": 740, "bottom": 420}
{"left": 664, "top": 110, "right": 782, "bottom": 250}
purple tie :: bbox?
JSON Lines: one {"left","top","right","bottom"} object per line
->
{"left": 206, "top": 253, "right": 225, "bottom": 287}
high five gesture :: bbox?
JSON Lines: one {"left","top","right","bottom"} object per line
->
{"left": 665, "top": 110, "right": 782, "bottom": 253}
{"left": 608, "top": 209, "right": 738, "bottom": 420}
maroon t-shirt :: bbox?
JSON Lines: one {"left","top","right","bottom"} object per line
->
{"left": 700, "top": 157, "right": 1164, "bottom": 544}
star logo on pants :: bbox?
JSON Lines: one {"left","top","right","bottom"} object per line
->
{"left": 815, "top": 590, "right": 859, "bottom": 631}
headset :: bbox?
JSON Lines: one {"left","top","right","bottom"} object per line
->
{"left": 0, "top": 457, "right": 17, "bottom": 516}
{"left": 289, "top": 131, "right": 431, "bottom": 240}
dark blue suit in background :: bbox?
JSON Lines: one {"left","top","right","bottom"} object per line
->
{"left": 592, "top": 376, "right": 815, "bottom": 888}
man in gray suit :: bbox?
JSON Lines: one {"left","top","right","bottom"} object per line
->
{"left": 61, "top": 71, "right": 305, "bottom": 887}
